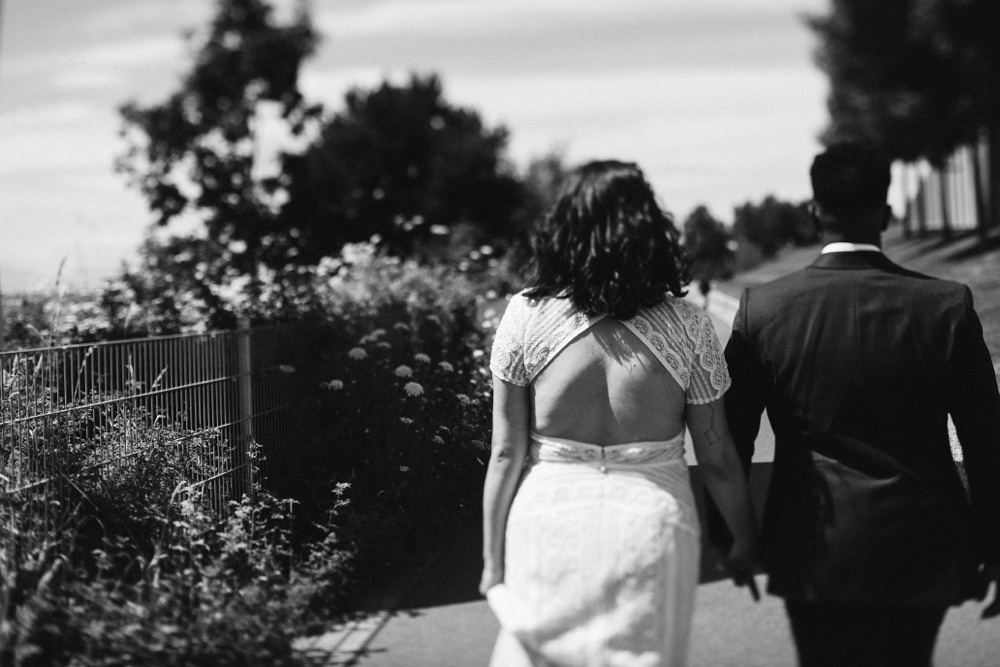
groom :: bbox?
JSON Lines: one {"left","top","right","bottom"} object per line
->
{"left": 722, "top": 143, "right": 1000, "bottom": 666}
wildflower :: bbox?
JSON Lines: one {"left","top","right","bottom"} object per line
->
{"left": 279, "top": 364, "right": 296, "bottom": 373}
{"left": 472, "top": 349, "right": 485, "bottom": 359}
{"left": 376, "top": 341, "right": 392, "bottom": 350}
{"left": 322, "top": 379, "right": 344, "bottom": 391}
{"left": 394, "top": 364, "right": 414, "bottom": 378}
{"left": 414, "top": 353, "right": 431, "bottom": 364}
{"left": 437, "top": 361, "right": 454, "bottom": 373}
{"left": 180, "top": 499, "right": 196, "bottom": 516}
{"left": 394, "top": 322, "right": 411, "bottom": 332}
{"left": 359, "top": 328, "right": 388, "bottom": 345}
{"left": 400, "top": 417, "right": 414, "bottom": 424}
{"left": 347, "top": 347, "right": 368, "bottom": 360}
{"left": 432, "top": 435, "right": 445, "bottom": 445}
{"left": 485, "top": 289, "right": 498, "bottom": 300}
{"left": 456, "top": 393, "right": 471, "bottom": 406}
{"left": 425, "top": 314, "right": 441, "bottom": 324}
{"left": 404, "top": 382, "right": 425, "bottom": 397}
{"left": 399, "top": 465, "right": 410, "bottom": 472}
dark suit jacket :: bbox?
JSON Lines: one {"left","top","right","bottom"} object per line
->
{"left": 724, "top": 250, "right": 1000, "bottom": 604}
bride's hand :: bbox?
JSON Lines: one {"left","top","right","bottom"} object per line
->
{"left": 725, "top": 539, "right": 761, "bottom": 601}
{"left": 479, "top": 563, "right": 503, "bottom": 596}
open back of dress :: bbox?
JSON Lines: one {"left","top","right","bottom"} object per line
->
{"left": 486, "top": 293, "right": 731, "bottom": 667}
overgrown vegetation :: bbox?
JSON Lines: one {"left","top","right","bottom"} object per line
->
{"left": 0, "top": 243, "right": 499, "bottom": 664}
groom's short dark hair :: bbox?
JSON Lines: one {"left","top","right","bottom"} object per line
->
{"left": 810, "top": 143, "right": 891, "bottom": 215}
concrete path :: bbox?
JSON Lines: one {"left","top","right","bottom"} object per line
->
{"left": 297, "top": 290, "right": 1000, "bottom": 666}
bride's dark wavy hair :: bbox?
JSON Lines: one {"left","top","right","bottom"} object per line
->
{"left": 524, "top": 160, "right": 689, "bottom": 319}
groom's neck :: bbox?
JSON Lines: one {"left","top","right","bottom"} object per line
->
{"left": 821, "top": 230, "right": 882, "bottom": 247}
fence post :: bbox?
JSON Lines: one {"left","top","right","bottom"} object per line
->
{"left": 237, "top": 316, "right": 256, "bottom": 502}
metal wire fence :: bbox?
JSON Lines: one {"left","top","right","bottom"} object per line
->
{"left": 0, "top": 321, "right": 298, "bottom": 544}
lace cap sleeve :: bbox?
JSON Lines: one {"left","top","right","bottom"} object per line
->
{"left": 685, "top": 304, "right": 732, "bottom": 404}
{"left": 489, "top": 295, "right": 530, "bottom": 386}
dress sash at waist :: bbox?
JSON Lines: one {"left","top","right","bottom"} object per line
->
{"left": 529, "top": 431, "right": 686, "bottom": 465}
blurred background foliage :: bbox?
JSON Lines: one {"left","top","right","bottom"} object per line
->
{"left": 100, "top": 0, "right": 821, "bottom": 337}
{"left": 808, "top": 0, "right": 1000, "bottom": 240}
{"left": 6, "top": 0, "right": 995, "bottom": 341}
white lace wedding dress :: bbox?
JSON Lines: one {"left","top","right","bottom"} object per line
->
{"left": 487, "top": 293, "right": 730, "bottom": 667}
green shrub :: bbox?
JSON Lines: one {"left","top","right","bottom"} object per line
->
{"left": 269, "top": 246, "right": 493, "bottom": 596}
{"left": 0, "top": 240, "right": 496, "bottom": 662}
{"left": 0, "top": 437, "right": 354, "bottom": 665}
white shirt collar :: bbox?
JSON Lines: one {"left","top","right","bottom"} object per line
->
{"left": 821, "top": 242, "right": 882, "bottom": 254}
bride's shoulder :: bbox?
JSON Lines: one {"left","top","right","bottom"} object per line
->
{"left": 508, "top": 291, "right": 576, "bottom": 315}
{"left": 641, "top": 293, "right": 702, "bottom": 318}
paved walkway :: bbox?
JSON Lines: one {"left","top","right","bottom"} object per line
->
{"left": 296, "top": 290, "right": 1000, "bottom": 666}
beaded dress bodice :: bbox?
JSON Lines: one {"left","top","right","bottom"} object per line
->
{"left": 489, "top": 292, "right": 730, "bottom": 404}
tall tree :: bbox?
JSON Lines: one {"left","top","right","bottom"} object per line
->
{"left": 682, "top": 206, "right": 735, "bottom": 303}
{"left": 809, "top": 0, "right": 999, "bottom": 239}
{"left": 276, "top": 74, "right": 530, "bottom": 260}
{"left": 732, "top": 196, "right": 816, "bottom": 258}
{"left": 116, "top": 0, "right": 321, "bottom": 275}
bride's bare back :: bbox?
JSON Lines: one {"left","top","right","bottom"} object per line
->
{"left": 531, "top": 317, "right": 686, "bottom": 445}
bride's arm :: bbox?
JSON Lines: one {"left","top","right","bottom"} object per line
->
{"left": 480, "top": 375, "right": 531, "bottom": 595}
{"left": 687, "top": 398, "right": 760, "bottom": 595}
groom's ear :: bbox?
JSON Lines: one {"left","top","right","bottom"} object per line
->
{"left": 809, "top": 203, "right": 824, "bottom": 230}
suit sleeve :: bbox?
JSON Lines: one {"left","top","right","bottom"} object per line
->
{"left": 948, "top": 286, "right": 1000, "bottom": 566}
{"left": 723, "top": 288, "right": 768, "bottom": 476}
{"left": 706, "top": 288, "right": 767, "bottom": 550}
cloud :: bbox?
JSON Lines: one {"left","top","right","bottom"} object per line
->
{"left": 6, "top": 36, "right": 186, "bottom": 77}
{"left": 294, "top": 57, "right": 828, "bottom": 217}
{"left": 1, "top": 170, "right": 146, "bottom": 292}
{"left": 298, "top": 66, "right": 395, "bottom": 105}
{"left": 315, "top": 0, "right": 827, "bottom": 39}
{"left": 81, "top": 0, "right": 211, "bottom": 38}
{"left": 0, "top": 101, "right": 99, "bottom": 130}
{"left": 0, "top": 107, "right": 118, "bottom": 176}
{"left": 441, "top": 64, "right": 827, "bottom": 215}
{"left": 51, "top": 69, "right": 128, "bottom": 92}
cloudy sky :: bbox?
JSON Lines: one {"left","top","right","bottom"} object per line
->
{"left": 0, "top": 0, "right": 831, "bottom": 292}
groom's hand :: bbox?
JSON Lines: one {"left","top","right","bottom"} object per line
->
{"left": 725, "top": 540, "right": 761, "bottom": 602}
{"left": 982, "top": 564, "right": 1000, "bottom": 619}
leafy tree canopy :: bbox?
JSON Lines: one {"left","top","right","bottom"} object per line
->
{"left": 277, "top": 74, "right": 531, "bottom": 260}
{"left": 682, "top": 206, "right": 735, "bottom": 290}
{"left": 732, "top": 196, "right": 816, "bottom": 258}
{"left": 809, "top": 0, "right": 997, "bottom": 164}
{"left": 116, "top": 0, "right": 320, "bottom": 274}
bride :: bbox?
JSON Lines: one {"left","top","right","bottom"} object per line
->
{"left": 481, "top": 160, "right": 759, "bottom": 666}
